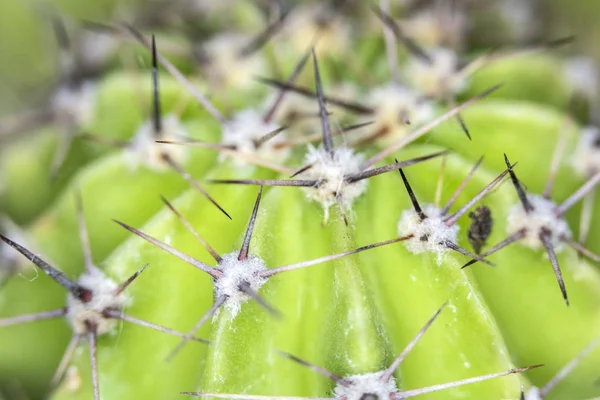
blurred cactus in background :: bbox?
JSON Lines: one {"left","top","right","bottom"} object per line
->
{"left": 1, "top": 1, "right": 600, "bottom": 400}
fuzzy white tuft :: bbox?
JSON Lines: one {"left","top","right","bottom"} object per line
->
{"left": 365, "top": 84, "right": 435, "bottom": 146}
{"left": 221, "top": 109, "right": 290, "bottom": 166}
{"left": 78, "top": 32, "right": 118, "bottom": 72}
{"left": 563, "top": 57, "right": 598, "bottom": 100}
{"left": 298, "top": 145, "right": 367, "bottom": 222}
{"left": 571, "top": 125, "right": 600, "bottom": 178}
{"left": 524, "top": 387, "right": 542, "bottom": 400}
{"left": 280, "top": 4, "right": 351, "bottom": 57}
{"left": 506, "top": 195, "right": 571, "bottom": 250}
{"left": 333, "top": 371, "right": 398, "bottom": 400}
{"left": 52, "top": 83, "right": 96, "bottom": 128}
{"left": 400, "top": 9, "right": 467, "bottom": 49}
{"left": 496, "top": 0, "right": 540, "bottom": 42}
{"left": 404, "top": 48, "right": 464, "bottom": 98}
{"left": 198, "top": 33, "right": 266, "bottom": 89}
{"left": 66, "top": 267, "right": 127, "bottom": 335}
{"left": 397, "top": 204, "right": 459, "bottom": 265}
{"left": 214, "top": 252, "right": 268, "bottom": 318}
{"left": 127, "top": 114, "right": 189, "bottom": 171}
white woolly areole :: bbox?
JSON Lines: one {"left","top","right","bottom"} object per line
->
{"left": 220, "top": 109, "right": 290, "bottom": 166}
{"left": 281, "top": 4, "right": 351, "bottom": 57}
{"left": 506, "top": 195, "right": 571, "bottom": 251}
{"left": 199, "top": 33, "right": 266, "bottom": 89}
{"left": 127, "top": 114, "right": 189, "bottom": 171}
{"left": 401, "top": 9, "right": 467, "bottom": 48}
{"left": 333, "top": 371, "right": 398, "bottom": 400}
{"left": 186, "top": 0, "right": 235, "bottom": 13}
{"left": 66, "top": 268, "right": 127, "bottom": 335}
{"left": 497, "top": 0, "right": 540, "bottom": 42}
{"left": 404, "top": 48, "right": 464, "bottom": 98}
{"left": 298, "top": 145, "right": 367, "bottom": 222}
{"left": 571, "top": 126, "right": 600, "bottom": 178}
{"left": 563, "top": 57, "right": 598, "bottom": 100}
{"left": 214, "top": 252, "right": 268, "bottom": 318}
{"left": 78, "top": 32, "right": 118, "bottom": 71}
{"left": 52, "top": 83, "right": 96, "bottom": 128}
{"left": 397, "top": 204, "right": 459, "bottom": 265}
{"left": 365, "top": 84, "right": 435, "bottom": 146}
{"left": 525, "top": 387, "right": 542, "bottom": 400}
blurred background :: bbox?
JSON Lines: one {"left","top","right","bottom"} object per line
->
{"left": 0, "top": 0, "right": 599, "bottom": 117}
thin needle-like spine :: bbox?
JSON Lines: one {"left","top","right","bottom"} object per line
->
{"left": 156, "top": 140, "right": 294, "bottom": 175}
{"left": 362, "top": 85, "right": 502, "bottom": 169}
{"left": 443, "top": 241, "right": 495, "bottom": 267}
{"left": 254, "top": 126, "right": 288, "bottom": 147}
{"left": 538, "top": 338, "right": 599, "bottom": 398}
{"left": 346, "top": 151, "right": 449, "bottom": 183}
{"left": 440, "top": 156, "right": 483, "bottom": 216}
{"left": 238, "top": 282, "right": 281, "bottom": 317}
{"left": 370, "top": 4, "right": 433, "bottom": 64}
{"left": 87, "top": 328, "right": 100, "bottom": 400}
{"left": 75, "top": 191, "right": 95, "bottom": 273}
{"left": 166, "top": 295, "right": 228, "bottom": 361}
{"left": 504, "top": 154, "right": 533, "bottom": 212}
{"left": 0, "top": 308, "right": 67, "bottom": 328}
{"left": 397, "top": 365, "right": 543, "bottom": 398}
{"left": 378, "top": 0, "right": 400, "bottom": 84}
{"left": 114, "top": 264, "right": 149, "bottom": 295}
{"left": 114, "top": 220, "right": 222, "bottom": 279}
{"left": 260, "top": 236, "right": 412, "bottom": 278}
{"left": 161, "top": 154, "right": 232, "bottom": 220}
{"left": 0, "top": 235, "right": 79, "bottom": 295}
{"left": 578, "top": 190, "right": 596, "bottom": 248}
{"left": 255, "top": 77, "right": 374, "bottom": 115}
{"left": 102, "top": 309, "right": 209, "bottom": 344}
{"left": 151, "top": 35, "right": 162, "bottom": 135}
{"left": 539, "top": 228, "right": 569, "bottom": 306}
{"left": 461, "top": 230, "right": 526, "bottom": 269}
{"left": 160, "top": 196, "right": 222, "bottom": 263}
{"left": 238, "top": 11, "right": 289, "bottom": 58}
{"left": 49, "top": 132, "right": 74, "bottom": 182}
{"left": 312, "top": 50, "right": 334, "bottom": 157}
{"left": 239, "top": 187, "right": 263, "bottom": 261}
{"left": 47, "top": 335, "right": 81, "bottom": 397}
{"left": 543, "top": 117, "right": 571, "bottom": 199}
{"left": 556, "top": 170, "right": 600, "bottom": 216}
{"left": 208, "top": 178, "right": 318, "bottom": 187}
{"left": 263, "top": 44, "right": 313, "bottom": 124}
{"left": 398, "top": 167, "right": 426, "bottom": 220}
{"left": 277, "top": 350, "right": 352, "bottom": 386}
{"left": 561, "top": 235, "right": 600, "bottom": 263}
{"left": 276, "top": 121, "right": 374, "bottom": 149}
{"left": 444, "top": 167, "right": 510, "bottom": 227}
{"left": 380, "top": 302, "right": 447, "bottom": 382}
{"left": 181, "top": 394, "right": 331, "bottom": 400}
{"left": 124, "top": 24, "right": 227, "bottom": 125}
{"left": 434, "top": 154, "right": 448, "bottom": 209}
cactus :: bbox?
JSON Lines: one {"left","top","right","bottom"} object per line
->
{"left": 1, "top": 1, "right": 600, "bottom": 400}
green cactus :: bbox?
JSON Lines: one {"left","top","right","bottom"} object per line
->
{"left": 1, "top": 2, "right": 600, "bottom": 400}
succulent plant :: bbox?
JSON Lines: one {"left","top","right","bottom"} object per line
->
{"left": 1, "top": 1, "right": 600, "bottom": 400}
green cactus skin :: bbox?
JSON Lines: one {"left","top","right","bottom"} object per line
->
{"left": 2, "top": 2, "right": 600, "bottom": 400}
